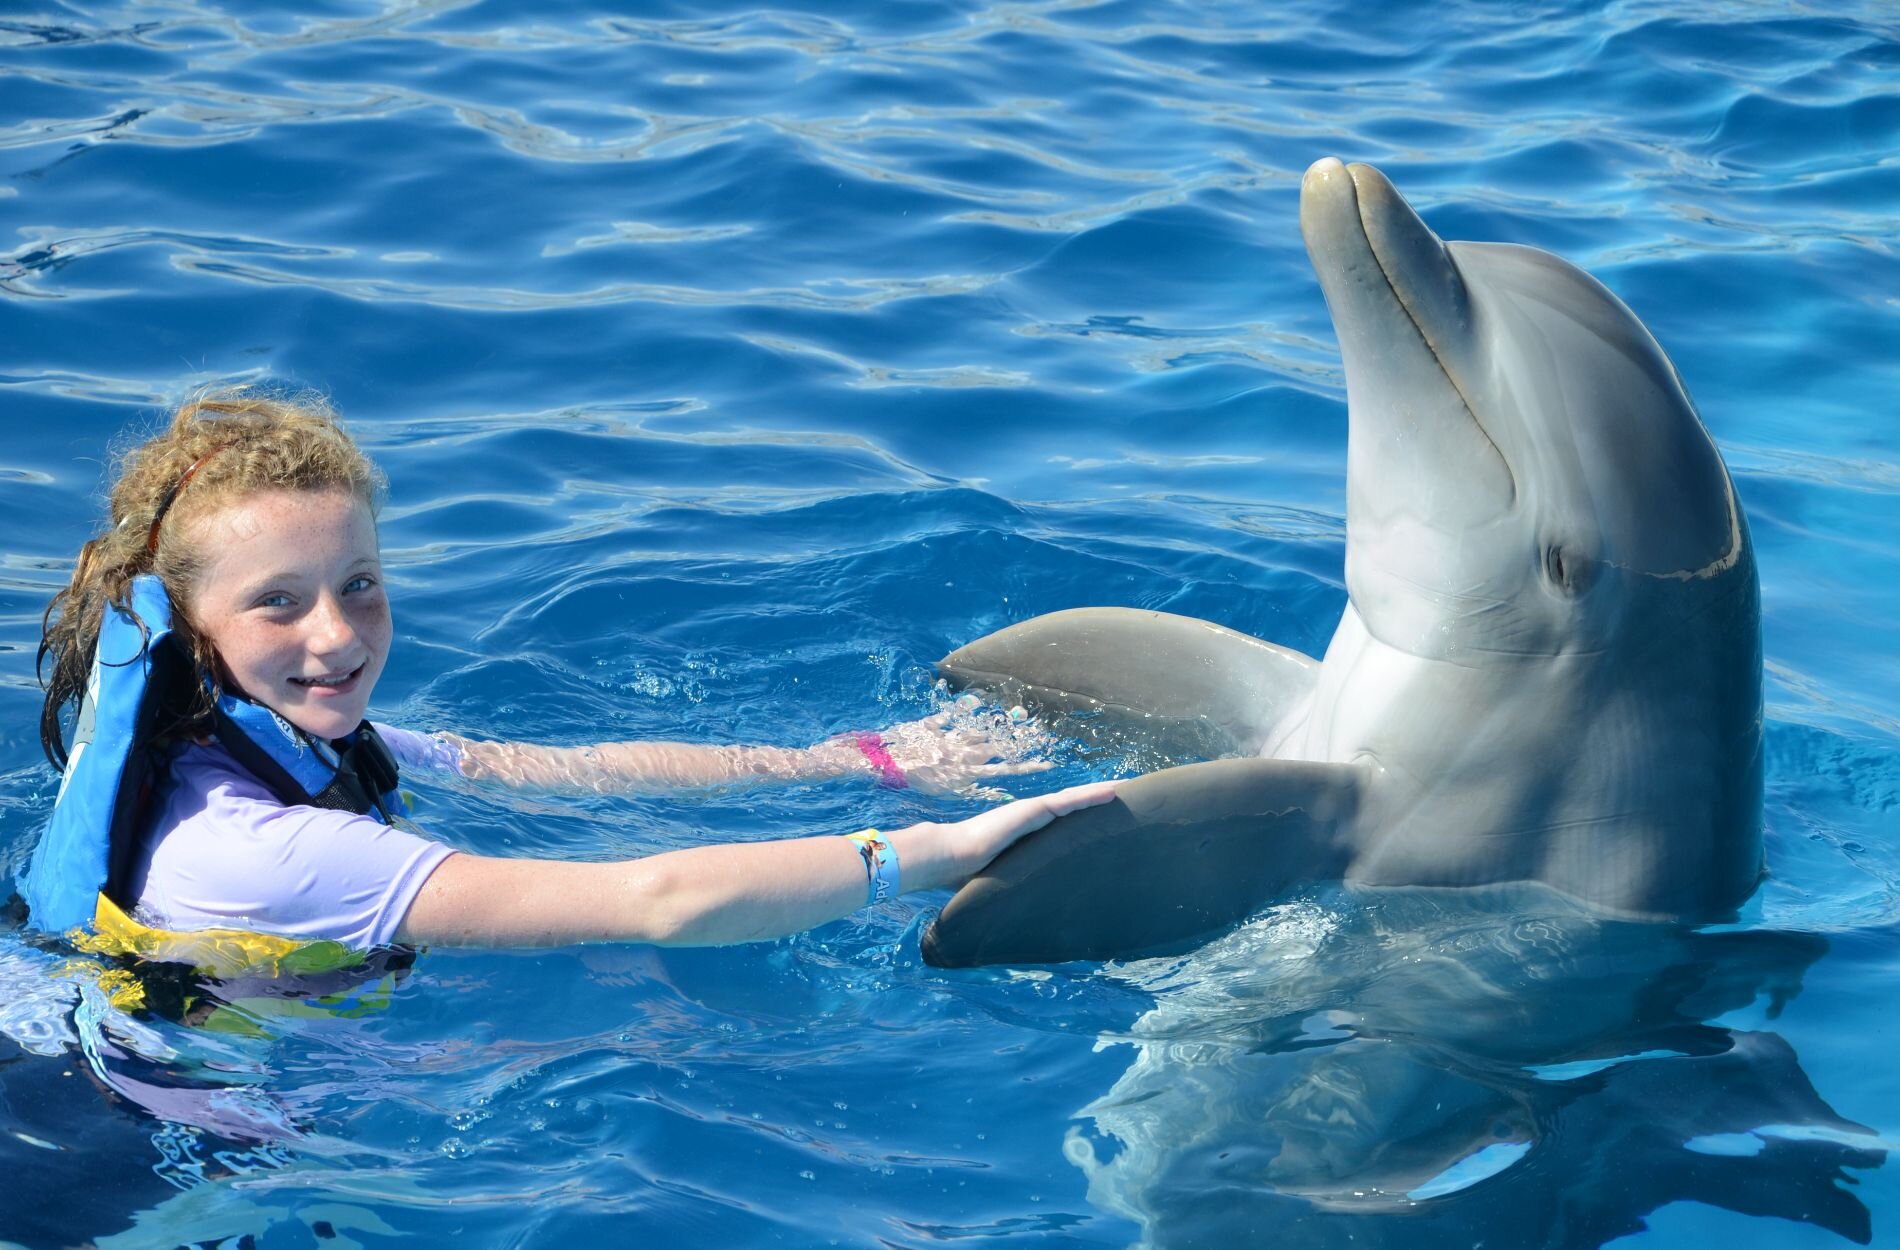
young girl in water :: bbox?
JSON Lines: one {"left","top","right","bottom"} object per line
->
{"left": 28, "top": 391, "right": 1114, "bottom": 955}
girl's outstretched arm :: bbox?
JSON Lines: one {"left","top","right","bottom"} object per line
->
{"left": 419, "top": 706, "right": 1049, "bottom": 797}
{"left": 393, "top": 780, "right": 1117, "bottom": 948}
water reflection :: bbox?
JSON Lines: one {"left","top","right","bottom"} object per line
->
{"left": 1067, "top": 887, "right": 1884, "bottom": 1248}
{"left": 0, "top": 927, "right": 422, "bottom": 1244}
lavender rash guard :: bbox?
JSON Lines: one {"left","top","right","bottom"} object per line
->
{"left": 126, "top": 723, "right": 466, "bottom": 949}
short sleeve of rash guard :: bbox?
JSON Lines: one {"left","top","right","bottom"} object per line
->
{"left": 135, "top": 742, "right": 455, "bottom": 950}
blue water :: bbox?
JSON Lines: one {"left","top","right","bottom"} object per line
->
{"left": 2, "top": 1, "right": 1897, "bottom": 1246}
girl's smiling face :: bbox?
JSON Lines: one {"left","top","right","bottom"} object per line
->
{"left": 185, "top": 487, "right": 391, "bottom": 741}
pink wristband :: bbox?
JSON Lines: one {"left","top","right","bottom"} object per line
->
{"left": 852, "top": 732, "right": 909, "bottom": 789}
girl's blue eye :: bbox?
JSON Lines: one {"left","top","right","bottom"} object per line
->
{"left": 257, "top": 593, "right": 292, "bottom": 609}
{"left": 344, "top": 575, "right": 375, "bottom": 594}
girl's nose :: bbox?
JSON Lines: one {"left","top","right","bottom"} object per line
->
{"left": 307, "top": 592, "right": 359, "bottom": 657}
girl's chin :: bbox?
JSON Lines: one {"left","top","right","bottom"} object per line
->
{"left": 281, "top": 694, "right": 371, "bottom": 741}
{"left": 285, "top": 712, "right": 368, "bottom": 741}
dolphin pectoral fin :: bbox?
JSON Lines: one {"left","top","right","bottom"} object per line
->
{"left": 921, "top": 757, "right": 1367, "bottom": 967}
{"left": 938, "top": 607, "right": 1321, "bottom": 758}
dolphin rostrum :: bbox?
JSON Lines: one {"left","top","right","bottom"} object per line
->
{"left": 923, "top": 158, "right": 1762, "bottom": 967}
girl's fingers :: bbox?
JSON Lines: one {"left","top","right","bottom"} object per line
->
{"left": 911, "top": 760, "right": 1054, "bottom": 790}
{"left": 1042, "top": 779, "right": 1120, "bottom": 815}
{"left": 1002, "top": 780, "right": 1117, "bottom": 822}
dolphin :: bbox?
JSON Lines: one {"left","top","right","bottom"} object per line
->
{"left": 923, "top": 157, "right": 1763, "bottom": 967}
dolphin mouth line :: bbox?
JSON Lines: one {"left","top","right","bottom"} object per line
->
{"left": 1346, "top": 170, "right": 1516, "bottom": 505}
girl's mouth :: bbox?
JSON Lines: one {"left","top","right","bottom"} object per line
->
{"left": 291, "top": 663, "right": 365, "bottom": 693}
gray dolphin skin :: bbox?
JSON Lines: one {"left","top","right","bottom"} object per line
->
{"left": 923, "top": 158, "right": 1763, "bottom": 967}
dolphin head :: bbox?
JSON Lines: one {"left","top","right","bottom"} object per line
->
{"left": 1298, "top": 158, "right": 1753, "bottom": 662}
{"left": 1297, "top": 159, "right": 1762, "bottom": 915}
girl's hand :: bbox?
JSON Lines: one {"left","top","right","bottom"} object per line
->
{"left": 895, "top": 779, "right": 1121, "bottom": 891}
{"left": 858, "top": 702, "right": 1054, "bottom": 797}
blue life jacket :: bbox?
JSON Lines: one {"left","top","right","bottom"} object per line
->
{"left": 23, "top": 573, "right": 404, "bottom": 936}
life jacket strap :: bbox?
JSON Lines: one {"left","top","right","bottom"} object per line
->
{"left": 210, "top": 705, "right": 402, "bottom": 823}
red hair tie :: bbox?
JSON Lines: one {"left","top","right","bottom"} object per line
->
{"left": 146, "top": 448, "right": 225, "bottom": 553}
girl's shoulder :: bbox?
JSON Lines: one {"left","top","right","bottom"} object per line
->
{"left": 164, "top": 737, "right": 277, "bottom": 805}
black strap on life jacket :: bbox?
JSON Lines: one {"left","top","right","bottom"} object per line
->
{"left": 209, "top": 708, "right": 401, "bottom": 824}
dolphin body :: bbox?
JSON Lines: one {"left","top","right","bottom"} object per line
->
{"left": 923, "top": 158, "right": 1763, "bottom": 967}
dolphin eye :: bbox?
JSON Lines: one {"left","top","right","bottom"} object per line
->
{"left": 1543, "top": 545, "right": 1594, "bottom": 595}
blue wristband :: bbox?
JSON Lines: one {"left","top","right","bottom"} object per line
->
{"left": 846, "top": 830, "right": 900, "bottom": 907}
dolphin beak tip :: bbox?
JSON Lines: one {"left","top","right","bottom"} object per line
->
{"left": 1300, "top": 159, "right": 1398, "bottom": 203}
{"left": 1304, "top": 156, "right": 1348, "bottom": 189}
{"left": 1300, "top": 158, "right": 1362, "bottom": 253}
{"left": 1301, "top": 158, "right": 1357, "bottom": 220}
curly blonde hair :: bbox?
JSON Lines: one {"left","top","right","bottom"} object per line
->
{"left": 38, "top": 389, "right": 385, "bottom": 767}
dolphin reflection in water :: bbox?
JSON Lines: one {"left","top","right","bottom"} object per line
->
{"left": 1062, "top": 887, "right": 1882, "bottom": 1248}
